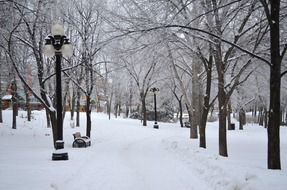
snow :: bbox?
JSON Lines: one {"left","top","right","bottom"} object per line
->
{"left": 0, "top": 110, "right": 287, "bottom": 190}
{"left": 2, "top": 94, "right": 12, "bottom": 100}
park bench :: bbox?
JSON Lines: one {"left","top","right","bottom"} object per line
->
{"left": 184, "top": 121, "right": 191, "bottom": 128}
{"left": 72, "top": 132, "right": 91, "bottom": 148}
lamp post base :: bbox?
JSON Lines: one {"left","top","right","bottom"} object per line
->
{"left": 52, "top": 141, "right": 68, "bottom": 161}
{"left": 153, "top": 122, "right": 159, "bottom": 129}
{"left": 52, "top": 152, "right": 69, "bottom": 161}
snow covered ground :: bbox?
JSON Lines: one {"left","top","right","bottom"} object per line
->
{"left": 0, "top": 110, "right": 287, "bottom": 190}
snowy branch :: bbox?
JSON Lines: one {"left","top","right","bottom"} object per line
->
{"left": 63, "top": 71, "right": 87, "bottom": 96}
{"left": 122, "top": 24, "right": 271, "bottom": 66}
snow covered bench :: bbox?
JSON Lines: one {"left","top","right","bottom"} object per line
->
{"left": 72, "top": 132, "right": 91, "bottom": 148}
{"left": 184, "top": 121, "right": 191, "bottom": 128}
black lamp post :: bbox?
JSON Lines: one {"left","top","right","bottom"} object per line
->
{"left": 44, "top": 23, "right": 73, "bottom": 161}
{"left": 150, "top": 87, "right": 159, "bottom": 129}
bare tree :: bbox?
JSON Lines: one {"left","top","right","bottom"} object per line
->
{"left": 63, "top": 0, "right": 107, "bottom": 137}
{"left": 0, "top": 0, "right": 66, "bottom": 147}
{"left": 122, "top": 47, "right": 160, "bottom": 126}
{"left": 259, "top": 0, "right": 287, "bottom": 170}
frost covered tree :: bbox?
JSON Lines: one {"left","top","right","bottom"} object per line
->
{"left": 63, "top": 0, "right": 108, "bottom": 137}
{"left": 0, "top": 0, "right": 62, "bottom": 146}
{"left": 121, "top": 44, "right": 162, "bottom": 126}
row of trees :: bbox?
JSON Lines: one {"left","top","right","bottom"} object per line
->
{"left": 108, "top": 0, "right": 287, "bottom": 170}
{"left": 0, "top": 0, "right": 286, "bottom": 170}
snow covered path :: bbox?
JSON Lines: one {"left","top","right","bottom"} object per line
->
{"left": 60, "top": 117, "right": 212, "bottom": 190}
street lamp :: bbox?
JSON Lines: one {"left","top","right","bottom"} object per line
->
{"left": 150, "top": 87, "right": 159, "bottom": 129}
{"left": 43, "top": 23, "right": 73, "bottom": 161}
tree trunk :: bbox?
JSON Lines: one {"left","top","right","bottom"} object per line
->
{"left": 48, "top": 110, "right": 57, "bottom": 148}
{"left": 199, "top": 54, "right": 212, "bottom": 148}
{"left": 12, "top": 98, "right": 17, "bottom": 129}
{"left": 128, "top": 84, "right": 133, "bottom": 117}
{"left": 186, "top": 105, "right": 193, "bottom": 136}
{"left": 172, "top": 90, "right": 183, "bottom": 127}
{"left": 107, "top": 102, "right": 111, "bottom": 120}
{"left": 0, "top": 72, "right": 3, "bottom": 123}
{"left": 227, "top": 102, "right": 232, "bottom": 130}
{"left": 107, "top": 99, "right": 111, "bottom": 119}
{"left": 62, "top": 80, "right": 70, "bottom": 122}
{"left": 114, "top": 103, "right": 118, "bottom": 118}
{"left": 280, "top": 110, "right": 283, "bottom": 125}
{"left": 216, "top": 58, "right": 228, "bottom": 157}
{"left": 209, "top": 0, "right": 228, "bottom": 157}
{"left": 141, "top": 92, "right": 147, "bottom": 126}
{"left": 199, "top": 111, "right": 207, "bottom": 148}
{"left": 108, "top": 100, "right": 112, "bottom": 120}
{"left": 268, "top": 64, "right": 281, "bottom": 169}
{"left": 25, "top": 90, "right": 31, "bottom": 122}
{"left": 264, "top": 107, "right": 268, "bottom": 129}
{"left": 191, "top": 55, "right": 200, "bottom": 139}
{"left": 218, "top": 90, "right": 228, "bottom": 157}
{"left": 0, "top": 98, "right": 2, "bottom": 123}
{"left": 44, "top": 109, "right": 51, "bottom": 128}
{"left": 107, "top": 92, "right": 113, "bottom": 120}
{"left": 239, "top": 109, "right": 245, "bottom": 130}
{"left": 214, "top": 42, "right": 228, "bottom": 156}
{"left": 191, "top": 99, "right": 198, "bottom": 138}
{"left": 259, "top": 107, "right": 264, "bottom": 126}
{"left": 266, "top": 0, "right": 281, "bottom": 169}
{"left": 118, "top": 103, "right": 121, "bottom": 116}
{"left": 253, "top": 104, "right": 257, "bottom": 118}
{"left": 86, "top": 95, "right": 91, "bottom": 137}
{"left": 39, "top": 90, "right": 58, "bottom": 148}
{"left": 11, "top": 80, "right": 17, "bottom": 129}
{"left": 125, "top": 103, "right": 129, "bottom": 118}
{"left": 178, "top": 98, "right": 183, "bottom": 128}
{"left": 76, "top": 89, "right": 81, "bottom": 127}
{"left": 70, "top": 88, "right": 76, "bottom": 120}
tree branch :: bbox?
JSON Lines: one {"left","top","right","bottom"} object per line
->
{"left": 124, "top": 24, "right": 271, "bottom": 66}
{"left": 280, "top": 43, "right": 287, "bottom": 62}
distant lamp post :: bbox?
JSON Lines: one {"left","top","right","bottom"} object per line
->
{"left": 43, "top": 23, "right": 73, "bottom": 161}
{"left": 150, "top": 87, "right": 159, "bottom": 129}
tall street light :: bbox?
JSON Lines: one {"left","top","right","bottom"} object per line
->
{"left": 43, "top": 23, "right": 73, "bottom": 161}
{"left": 150, "top": 87, "right": 159, "bottom": 129}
